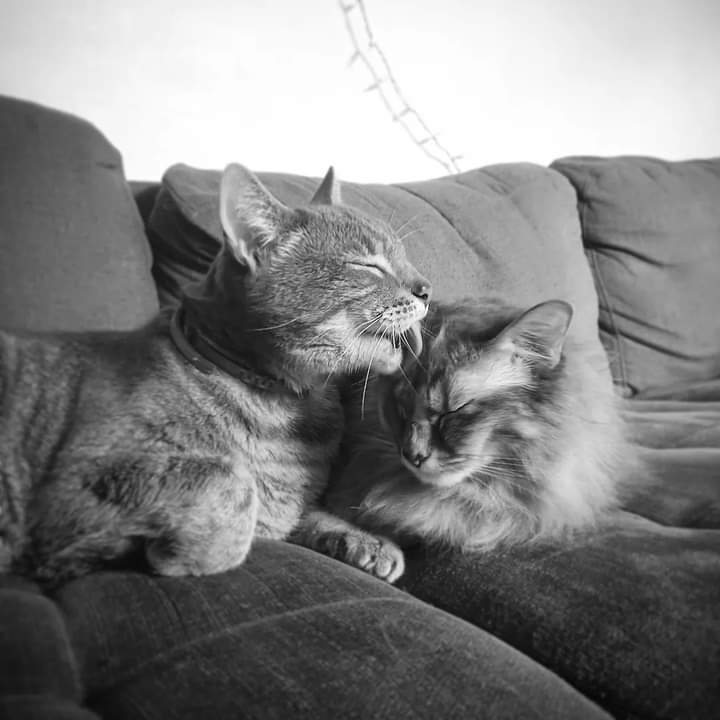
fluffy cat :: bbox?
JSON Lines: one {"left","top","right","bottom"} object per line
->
{"left": 297, "top": 298, "right": 626, "bottom": 582}
{"left": 0, "top": 164, "right": 430, "bottom": 586}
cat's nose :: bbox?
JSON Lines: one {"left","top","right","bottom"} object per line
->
{"left": 411, "top": 279, "right": 431, "bottom": 306}
{"left": 402, "top": 447, "right": 430, "bottom": 468}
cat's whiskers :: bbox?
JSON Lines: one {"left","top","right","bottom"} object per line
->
{"left": 304, "top": 326, "right": 334, "bottom": 350}
{"left": 463, "top": 457, "right": 545, "bottom": 497}
{"left": 397, "top": 361, "right": 413, "bottom": 389}
{"left": 355, "top": 314, "right": 384, "bottom": 337}
{"left": 246, "top": 317, "right": 302, "bottom": 332}
{"left": 321, "top": 314, "right": 385, "bottom": 388}
{"left": 461, "top": 454, "right": 526, "bottom": 470}
{"left": 392, "top": 212, "right": 421, "bottom": 238}
{"left": 396, "top": 227, "right": 421, "bottom": 243}
{"left": 473, "top": 469, "right": 545, "bottom": 502}
{"left": 360, "top": 326, "right": 389, "bottom": 420}
{"left": 321, "top": 329, "right": 362, "bottom": 388}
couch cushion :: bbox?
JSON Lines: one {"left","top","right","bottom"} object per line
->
{"left": 147, "top": 163, "right": 606, "bottom": 357}
{"left": 53, "top": 540, "right": 610, "bottom": 720}
{"left": 621, "top": 388, "right": 720, "bottom": 529}
{"left": 0, "top": 576, "right": 99, "bottom": 719}
{"left": 0, "top": 96, "right": 158, "bottom": 332}
{"left": 551, "top": 156, "right": 720, "bottom": 396}
{"left": 401, "top": 513, "right": 720, "bottom": 720}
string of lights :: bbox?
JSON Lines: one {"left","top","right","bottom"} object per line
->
{"left": 339, "top": 0, "right": 462, "bottom": 174}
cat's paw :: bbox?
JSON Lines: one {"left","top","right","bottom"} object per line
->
{"left": 330, "top": 532, "right": 405, "bottom": 583}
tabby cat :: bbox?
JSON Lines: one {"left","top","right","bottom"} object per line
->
{"left": 0, "top": 164, "right": 430, "bottom": 586}
{"left": 296, "top": 298, "right": 626, "bottom": 582}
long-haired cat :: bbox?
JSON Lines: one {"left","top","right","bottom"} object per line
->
{"left": 0, "top": 164, "right": 430, "bottom": 586}
{"left": 296, "top": 298, "right": 626, "bottom": 582}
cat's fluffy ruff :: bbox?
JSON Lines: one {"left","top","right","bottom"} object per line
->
{"left": 0, "top": 165, "right": 431, "bottom": 585}
{"left": 314, "top": 299, "right": 629, "bottom": 581}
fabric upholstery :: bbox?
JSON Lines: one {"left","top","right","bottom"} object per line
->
{"left": 0, "top": 576, "right": 99, "bottom": 719}
{"left": 622, "top": 385, "right": 720, "bottom": 529}
{"left": 0, "top": 96, "right": 158, "bottom": 332}
{"left": 52, "top": 540, "right": 610, "bottom": 720}
{"left": 401, "top": 513, "right": 720, "bottom": 720}
{"left": 552, "top": 156, "right": 720, "bottom": 396}
{"left": 147, "top": 163, "right": 606, "bottom": 357}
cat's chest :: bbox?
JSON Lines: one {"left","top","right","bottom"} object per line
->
{"left": 219, "top": 384, "right": 344, "bottom": 537}
{"left": 227, "top": 389, "right": 342, "bottom": 468}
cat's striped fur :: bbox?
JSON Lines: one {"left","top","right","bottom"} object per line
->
{"left": 0, "top": 165, "right": 430, "bottom": 585}
{"left": 299, "top": 298, "right": 628, "bottom": 583}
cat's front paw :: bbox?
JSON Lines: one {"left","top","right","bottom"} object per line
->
{"left": 332, "top": 532, "right": 405, "bottom": 583}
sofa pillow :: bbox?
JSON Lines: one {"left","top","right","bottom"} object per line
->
{"left": 148, "top": 162, "right": 606, "bottom": 358}
{"left": 552, "top": 156, "right": 720, "bottom": 396}
{"left": 0, "top": 96, "right": 158, "bottom": 332}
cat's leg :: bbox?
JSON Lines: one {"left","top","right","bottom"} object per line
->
{"left": 27, "top": 459, "right": 258, "bottom": 583}
{"left": 292, "top": 510, "right": 405, "bottom": 583}
{"left": 145, "top": 471, "right": 258, "bottom": 577}
{"left": 22, "top": 489, "right": 144, "bottom": 587}
{"left": 24, "top": 533, "right": 140, "bottom": 588}
{"left": 0, "top": 452, "right": 29, "bottom": 574}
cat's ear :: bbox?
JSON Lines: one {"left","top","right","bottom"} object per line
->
{"left": 310, "top": 166, "right": 342, "bottom": 206}
{"left": 219, "top": 163, "right": 290, "bottom": 272}
{"left": 498, "top": 300, "right": 573, "bottom": 369}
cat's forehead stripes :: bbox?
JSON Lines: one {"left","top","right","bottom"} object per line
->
{"left": 447, "top": 355, "right": 530, "bottom": 409}
{"left": 332, "top": 209, "right": 396, "bottom": 254}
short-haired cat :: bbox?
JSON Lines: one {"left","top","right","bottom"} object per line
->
{"left": 0, "top": 165, "right": 430, "bottom": 586}
{"left": 296, "top": 298, "right": 627, "bottom": 582}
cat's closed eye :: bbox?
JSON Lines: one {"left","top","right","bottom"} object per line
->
{"left": 345, "top": 256, "right": 392, "bottom": 278}
{"left": 446, "top": 399, "right": 475, "bottom": 416}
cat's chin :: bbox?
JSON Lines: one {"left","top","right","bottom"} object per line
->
{"left": 370, "top": 345, "right": 403, "bottom": 374}
{"left": 402, "top": 459, "right": 468, "bottom": 489}
{"left": 354, "top": 335, "right": 403, "bottom": 374}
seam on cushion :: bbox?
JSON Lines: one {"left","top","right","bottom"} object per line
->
{"left": 393, "top": 184, "right": 469, "bottom": 249}
{"left": 84, "top": 595, "right": 453, "bottom": 698}
{"left": 577, "top": 179, "right": 629, "bottom": 391}
{"left": 427, "top": 168, "right": 558, "bottom": 199}
{"left": 399, "top": 171, "right": 580, "bottom": 249}
{"left": 587, "top": 248, "right": 629, "bottom": 390}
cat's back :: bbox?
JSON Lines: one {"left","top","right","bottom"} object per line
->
{"left": 1, "top": 320, "right": 344, "bottom": 543}
{"left": 1, "top": 327, "right": 88, "bottom": 432}
{"left": 0, "top": 322, "right": 171, "bottom": 480}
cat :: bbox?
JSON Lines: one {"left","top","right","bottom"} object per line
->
{"left": 0, "top": 164, "right": 431, "bottom": 586}
{"left": 295, "top": 298, "right": 627, "bottom": 583}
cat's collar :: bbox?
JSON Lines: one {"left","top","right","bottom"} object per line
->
{"left": 169, "top": 308, "right": 292, "bottom": 393}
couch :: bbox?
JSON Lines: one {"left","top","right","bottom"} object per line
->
{"left": 1, "top": 95, "right": 718, "bottom": 720}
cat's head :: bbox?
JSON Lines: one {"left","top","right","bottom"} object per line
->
{"left": 185, "top": 164, "right": 430, "bottom": 387}
{"left": 379, "top": 299, "right": 573, "bottom": 488}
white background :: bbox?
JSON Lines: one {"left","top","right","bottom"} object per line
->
{"left": 2, "top": 0, "right": 719, "bottom": 182}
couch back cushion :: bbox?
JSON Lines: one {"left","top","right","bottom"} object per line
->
{"left": 148, "top": 162, "right": 606, "bottom": 360}
{"left": 552, "top": 156, "right": 720, "bottom": 396}
{"left": 0, "top": 96, "right": 158, "bottom": 332}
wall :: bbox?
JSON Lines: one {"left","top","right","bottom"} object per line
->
{"left": 2, "top": 0, "right": 718, "bottom": 182}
